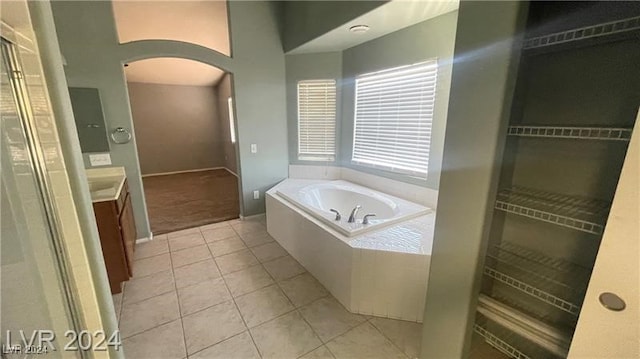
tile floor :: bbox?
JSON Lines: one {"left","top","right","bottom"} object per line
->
{"left": 113, "top": 217, "right": 423, "bottom": 359}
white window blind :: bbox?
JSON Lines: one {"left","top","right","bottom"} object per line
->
{"left": 297, "top": 79, "right": 337, "bottom": 161}
{"left": 352, "top": 60, "right": 437, "bottom": 178}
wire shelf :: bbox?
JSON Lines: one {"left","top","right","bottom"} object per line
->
{"left": 474, "top": 324, "right": 531, "bottom": 359}
{"left": 507, "top": 125, "right": 632, "bottom": 141}
{"left": 495, "top": 187, "right": 610, "bottom": 235}
{"left": 475, "top": 297, "right": 570, "bottom": 359}
{"left": 487, "top": 241, "right": 591, "bottom": 297}
{"left": 523, "top": 16, "right": 640, "bottom": 50}
{"left": 484, "top": 267, "right": 581, "bottom": 315}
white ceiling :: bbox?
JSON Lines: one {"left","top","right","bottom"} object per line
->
{"left": 124, "top": 58, "right": 225, "bottom": 86}
{"left": 113, "top": 0, "right": 229, "bottom": 86}
{"left": 288, "top": 0, "right": 460, "bottom": 55}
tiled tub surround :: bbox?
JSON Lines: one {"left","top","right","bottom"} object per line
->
{"left": 115, "top": 217, "right": 422, "bottom": 359}
{"left": 266, "top": 179, "right": 435, "bottom": 322}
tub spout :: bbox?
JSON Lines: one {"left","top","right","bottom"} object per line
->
{"left": 348, "top": 205, "right": 362, "bottom": 223}
{"left": 330, "top": 209, "right": 341, "bottom": 221}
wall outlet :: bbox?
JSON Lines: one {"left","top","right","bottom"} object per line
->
{"left": 250, "top": 144, "right": 257, "bottom": 153}
{"left": 253, "top": 190, "right": 260, "bottom": 200}
{"left": 89, "top": 153, "right": 112, "bottom": 166}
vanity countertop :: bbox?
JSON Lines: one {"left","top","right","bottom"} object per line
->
{"left": 86, "top": 166, "right": 126, "bottom": 203}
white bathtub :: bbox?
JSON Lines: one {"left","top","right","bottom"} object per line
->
{"left": 277, "top": 180, "right": 430, "bottom": 237}
{"left": 267, "top": 178, "right": 435, "bottom": 322}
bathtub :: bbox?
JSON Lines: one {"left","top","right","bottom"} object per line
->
{"left": 276, "top": 180, "right": 431, "bottom": 237}
{"left": 267, "top": 178, "right": 435, "bottom": 322}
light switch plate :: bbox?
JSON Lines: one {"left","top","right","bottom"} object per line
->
{"left": 251, "top": 144, "right": 257, "bottom": 153}
{"left": 89, "top": 153, "right": 112, "bottom": 166}
{"left": 253, "top": 190, "right": 260, "bottom": 200}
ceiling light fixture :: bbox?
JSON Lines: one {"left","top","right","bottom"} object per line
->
{"left": 349, "top": 24, "right": 370, "bottom": 34}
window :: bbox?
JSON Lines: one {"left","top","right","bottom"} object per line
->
{"left": 297, "top": 79, "right": 337, "bottom": 161}
{"left": 352, "top": 60, "right": 437, "bottom": 178}
{"left": 227, "top": 97, "right": 236, "bottom": 144}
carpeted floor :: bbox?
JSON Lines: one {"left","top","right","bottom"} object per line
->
{"left": 142, "top": 169, "right": 240, "bottom": 235}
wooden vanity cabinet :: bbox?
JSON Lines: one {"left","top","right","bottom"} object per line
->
{"left": 93, "top": 180, "right": 137, "bottom": 294}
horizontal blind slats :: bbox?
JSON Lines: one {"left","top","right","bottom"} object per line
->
{"left": 352, "top": 60, "right": 437, "bottom": 178}
{"left": 298, "top": 79, "right": 337, "bottom": 161}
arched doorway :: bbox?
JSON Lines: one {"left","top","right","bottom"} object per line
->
{"left": 124, "top": 57, "right": 241, "bottom": 234}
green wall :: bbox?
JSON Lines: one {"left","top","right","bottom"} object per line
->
{"left": 52, "top": 1, "right": 287, "bottom": 237}
{"left": 420, "top": 1, "right": 528, "bottom": 357}
{"left": 285, "top": 52, "right": 343, "bottom": 164}
{"left": 340, "top": 11, "right": 458, "bottom": 190}
{"left": 285, "top": 12, "right": 458, "bottom": 190}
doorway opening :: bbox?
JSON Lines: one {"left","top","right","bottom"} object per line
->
{"left": 124, "top": 57, "right": 240, "bottom": 235}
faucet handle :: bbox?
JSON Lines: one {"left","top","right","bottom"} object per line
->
{"left": 363, "top": 214, "right": 376, "bottom": 224}
{"left": 329, "top": 209, "right": 341, "bottom": 221}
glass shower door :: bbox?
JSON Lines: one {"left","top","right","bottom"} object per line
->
{"left": 1, "top": 37, "right": 81, "bottom": 358}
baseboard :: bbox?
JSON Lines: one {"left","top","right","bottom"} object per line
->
{"left": 224, "top": 167, "right": 239, "bottom": 177}
{"left": 142, "top": 167, "right": 227, "bottom": 178}
{"left": 239, "top": 213, "right": 266, "bottom": 221}
{"left": 136, "top": 232, "right": 153, "bottom": 244}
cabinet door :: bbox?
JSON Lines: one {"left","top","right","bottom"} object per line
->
{"left": 569, "top": 110, "right": 640, "bottom": 358}
{"left": 119, "top": 195, "right": 137, "bottom": 277}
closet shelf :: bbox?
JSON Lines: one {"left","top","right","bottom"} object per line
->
{"left": 507, "top": 125, "right": 632, "bottom": 141}
{"left": 523, "top": 15, "right": 640, "bottom": 50}
{"left": 483, "top": 266, "right": 581, "bottom": 315}
{"left": 495, "top": 187, "right": 610, "bottom": 235}
{"left": 487, "top": 241, "right": 591, "bottom": 297}
{"left": 475, "top": 295, "right": 570, "bottom": 359}
{"left": 474, "top": 324, "right": 531, "bottom": 359}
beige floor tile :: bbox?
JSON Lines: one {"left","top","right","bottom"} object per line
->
{"left": 182, "top": 300, "right": 246, "bottom": 355}
{"left": 250, "top": 242, "right": 288, "bottom": 263}
{"left": 133, "top": 253, "right": 172, "bottom": 277}
{"left": 119, "top": 291, "right": 180, "bottom": 338}
{"left": 112, "top": 293, "right": 123, "bottom": 323}
{"left": 239, "top": 230, "right": 274, "bottom": 248}
{"left": 167, "top": 227, "right": 200, "bottom": 239}
{"left": 326, "top": 322, "right": 406, "bottom": 359}
{"left": 299, "top": 297, "right": 366, "bottom": 342}
{"left": 235, "top": 285, "right": 294, "bottom": 327}
{"left": 301, "top": 345, "right": 336, "bottom": 359}
{"left": 231, "top": 221, "right": 265, "bottom": 235}
{"left": 369, "top": 317, "right": 422, "bottom": 358}
{"left": 279, "top": 273, "right": 328, "bottom": 307}
{"left": 202, "top": 227, "right": 238, "bottom": 243}
{"left": 135, "top": 237, "right": 169, "bottom": 260}
{"left": 224, "top": 265, "right": 274, "bottom": 297}
{"left": 168, "top": 232, "right": 206, "bottom": 252}
{"left": 122, "top": 319, "right": 186, "bottom": 359}
{"left": 200, "top": 221, "right": 232, "bottom": 232}
{"left": 123, "top": 270, "right": 175, "bottom": 305}
{"left": 171, "top": 245, "right": 212, "bottom": 268}
{"left": 174, "top": 259, "right": 221, "bottom": 288}
{"left": 262, "top": 255, "right": 306, "bottom": 281}
{"left": 189, "top": 331, "right": 260, "bottom": 359}
{"left": 250, "top": 311, "right": 321, "bottom": 359}
{"left": 177, "top": 278, "right": 231, "bottom": 316}
{"left": 208, "top": 237, "right": 247, "bottom": 257}
{"left": 216, "top": 249, "right": 259, "bottom": 274}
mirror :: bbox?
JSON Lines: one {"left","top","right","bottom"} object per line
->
{"left": 68, "top": 87, "right": 110, "bottom": 153}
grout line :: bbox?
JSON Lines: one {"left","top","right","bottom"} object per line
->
{"left": 207, "top": 243, "right": 264, "bottom": 359}
{"left": 368, "top": 319, "right": 413, "bottom": 359}
{"left": 167, "top": 244, "right": 189, "bottom": 359}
